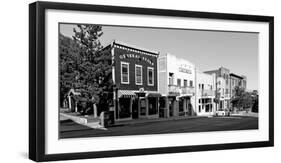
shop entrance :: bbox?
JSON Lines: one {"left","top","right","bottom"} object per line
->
{"left": 132, "top": 99, "right": 139, "bottom": 119}
{"left": 169, "top": 98, "right": 175, "bottom": 117}
{"left": 118, "top": 98, "right": 131, "bottom": 119}
{"left": 139, "top": 98, "right": 146, "bottom": 116}
{"left": 159, "top": 97, "right": 166, "bottom": 118}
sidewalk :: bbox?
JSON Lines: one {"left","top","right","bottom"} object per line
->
{"left": 60, "top": 111, "right": 105, "bottom": 129}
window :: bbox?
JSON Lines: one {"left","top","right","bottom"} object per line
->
{"left": 135, "top": 65, "right": 142, "bottom": 85}
{"left": 121, "top": 62, "right": 129, "bottom": 84}
{"left": 238, "top": 80, "right": 242, "bottom": 86}
{"left": 190, "top": 80, "right": 193, "bottom": 87}
{"left": 169, "top": 72, "right": 174, "bottom": 85}
{"left": 199, "top": 105, "right": 201, "bottom": 112}
{"left": 184, "top": 79, "right": 188, "bottom": 87}
{"left": 177, "top": 79, "right": 181, "bottom": 87}
{"left": 148, "top": 67, "right": 154, "bottom": 86}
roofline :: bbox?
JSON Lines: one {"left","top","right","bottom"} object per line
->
{"left": 165, "top": 53, "right": 195, "bottom": 66}
{"left": 204, "top": 70, "right": 218, "bottom": 74}
{"left": 230, "top": 73, "right": 244, "bottom": 79}
{"left": 113, "top": 40, "right": 160, "bottom": 55}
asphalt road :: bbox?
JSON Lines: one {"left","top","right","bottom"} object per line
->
{"left": 59, "top": 116, "right": 258, "bottom": 139}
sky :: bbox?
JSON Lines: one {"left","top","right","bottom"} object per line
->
{"left": 60, "top": 23, "right": 259, "bottom": 90}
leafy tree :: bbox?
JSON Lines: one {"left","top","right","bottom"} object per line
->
{"left": 231, "top": 86, "right": 254, "bottom": 111}
{"left": 72, "top": 25, "right": 113, "bottom": 114}
{"left": 252, "top": 95, "right": 259, "bottom": 113}
{"left": 59, "top": 34, "right": 81, "bottom": 106}
{"left": 59, "top": 24, "right": 113, "bottom": 115}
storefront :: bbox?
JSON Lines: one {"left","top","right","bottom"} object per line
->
{"left": 146, "top": 93, "right": 161, "bottom": 118}
{"left": 115, "top": 90, "right": 161, "bottom": 120}
{"left": 158, "top": 53, "right": 196, "bottom": 118}
{"left": 115, "top": 90, "right": 136, "bottom": 120}
{"left": 178, "top": 96, "right": 193, "bottom": 116}
{"left": 103, "top": 40, "right": 159, "bottom": 121}
{"left": 198, "top": 98, "right": 214, "bottom": 115}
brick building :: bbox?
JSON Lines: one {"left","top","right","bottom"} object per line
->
{"left": 205, "top": 67, "right": 247, "bottom": 111}
{"left": 103, "top": 41, "right": 160, "bottom": 121}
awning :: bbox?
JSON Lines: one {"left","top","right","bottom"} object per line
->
{"left": 168, "top": 92, "right": 180, "bottom": 97}
{"left": 118, "top": 90, "right": 136, "bottom": 98}
{"left": 147, "top": 93, "right": 161, "bottom": 98}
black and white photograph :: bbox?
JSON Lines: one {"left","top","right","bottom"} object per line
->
{"left": 59, "top": 23, "right": 259, "bottom": 139}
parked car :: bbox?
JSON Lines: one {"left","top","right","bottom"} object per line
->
{"left": 215, "top": 109, "right": 230, "bottom": 116}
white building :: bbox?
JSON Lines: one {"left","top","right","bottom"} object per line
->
{"left": 158, "top": 53, "right": 196, "bottom": 117}
{"left": 195, "top": 70, "right": 216, "bottom": 116}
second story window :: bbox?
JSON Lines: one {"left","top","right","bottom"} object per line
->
{"left": 184, "top": 79, "right": 188, "bottom": 87}
{"left": 169, "top": 72, "right": 174, "bottom": 85}
{"left": 121, "top": 62, "right": 129, "bottom": 84}
{"left": 135, "top": 65, "right": 142, "bottom": 85}
{"left": 177, "top": 79, "right": 181, "bottom": 87}
{"left": 148, "top": 67, "right": 154, "bottom": 86}
{"left": 190, "top": 80, "right": 193, "bottom": 87}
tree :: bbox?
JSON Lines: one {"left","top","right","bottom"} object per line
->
{"left": 59, "top": 34, "right": 81, "bottom": 106}
{"left": 230, "top": 86, "right": 254, "bottom": 111}
{"left": 252, "top": 95, "right": 259, "bottom": 113}
{"left": 72, "top": 25, "right": 113, "bottom": 114}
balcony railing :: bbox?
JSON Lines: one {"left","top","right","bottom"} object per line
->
{"left": 168, "top": 85, "right": 195, "bottom": 95}
{"left": 181, "top": 86, "right": 195, "bottom": 95}
{"left": 168, "top": 85, "right": 180, "bottom": 95}
{"left": 201, "top": 90, "right": 215, "bottom": 96}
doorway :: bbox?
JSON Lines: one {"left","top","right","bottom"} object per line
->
{"left": 132, "top": 99, "right": 139, "bottom": 119}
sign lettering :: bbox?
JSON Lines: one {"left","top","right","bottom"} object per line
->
{"left": 119, "top": 54, "right": 154, "bottom": 66}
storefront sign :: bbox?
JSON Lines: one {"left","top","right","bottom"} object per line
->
{"left": 119, "top": 53, "right": 154, "bottom": 66}
{"left": 179, "top": 67, "right": 192, "bottom": 74}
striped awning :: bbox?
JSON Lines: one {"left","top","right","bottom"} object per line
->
{"left": 118, "top": 90, "right": 136, "bottom": 98}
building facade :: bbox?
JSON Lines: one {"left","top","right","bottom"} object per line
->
{"left": 205, "top": 67, "right": 231, "bottom": 111}
{"left": 205, "top": 67, "right": 247, "bottom": 111}
{"left": 106, "top": 41, "right": 160, "bottom": 121}
{"left": 195, "top": 70, "right": 216, "bottom": 116}
{"left": 158, "top": 53, "right": 196, "bottom": 117}
{"left": 230, "top": 73, "right": 247, "bottom": 97}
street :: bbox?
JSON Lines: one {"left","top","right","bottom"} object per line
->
{"left": 60, "top": 116, "right": 258, "bottom": 139}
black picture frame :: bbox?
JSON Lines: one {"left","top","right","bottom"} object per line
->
{"left": 29, "top": 1, "right": 274, "bottom": 162}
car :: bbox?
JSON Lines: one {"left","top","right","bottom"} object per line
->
{"left": 215, "top": 109, "right": 230, "bottom": 116}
